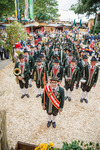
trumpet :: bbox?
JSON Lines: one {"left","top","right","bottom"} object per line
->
{"left": 13, "top": 68, "right": 21, "bottom": 84}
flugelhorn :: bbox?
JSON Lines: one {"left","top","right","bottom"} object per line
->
{"left": 13, "top": 68, "right": 21, "bottom": 84}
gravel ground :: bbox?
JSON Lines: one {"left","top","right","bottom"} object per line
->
{"left": 0, "top": 62, "right": 100, "bottom": 149}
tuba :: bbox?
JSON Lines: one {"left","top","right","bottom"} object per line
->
{"left": 13, "top": 68, "right": 21, "bottom": 84}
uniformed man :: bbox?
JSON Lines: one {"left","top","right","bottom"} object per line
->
{"left": 24, "top": 48, "right": 34, "bottom": 87}
{"left": 30, "top": 45, "right": 37, "bottom": 61}
{"left": 80, "top": 56, "right": 99, "bottom": 103}
{"left": 33, "top": 58, "right": 48, "bottom": 98}
{"left": 63, "top": 52, "right": 73, "bottom": 69}
{"left": 76, "top": 55, "right": 89, "bottom": 89}
{"left": 14, "top": 54, "right": 30, "bottom": 98}
{"left": 48, "top": 58, "right": 63, "bottom": 83}
{"left": 42, "top": 76, "right": 64, "bottom": 128}
{"left": 64, "top": 57, "right": 79, "bottom": 101}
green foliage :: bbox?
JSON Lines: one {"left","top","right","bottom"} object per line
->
{"left": 33, "top": 0, "right": 58, "bottom": 21}
{"left": 5, "top": 21, "right": 27, "bottom": 60}
{"left": 53, "top": 140, "right": 100, "bottom": 150}
{"left": 90, "top": 21, "right": 100, "bottom": 34}
{"left": 0, "top": 0, "right": 24, "bottom": 18}
{"left": 70, "top": 0, "right": 100, "bottom": 16}
{"left": 0, "top": 0, "right": 58, "bottom": 21}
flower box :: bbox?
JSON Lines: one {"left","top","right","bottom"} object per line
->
{"left": 15, "top": 141, "right": 37, "bottom": 150}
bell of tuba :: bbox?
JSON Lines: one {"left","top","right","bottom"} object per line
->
{"left": 13, "top": 68, "right": 21, "bottom": 84}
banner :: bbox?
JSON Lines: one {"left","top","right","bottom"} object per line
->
{"left": 29, "top": 0, "right": 33, "bottom": 20}
{"left": 25, "top": 0, "right": 29, "bottom": 19}
{"left": 16, "top": 0, "right": 19, "bottom": 19}
{"left": 15, "top": 0, "right": 17, "bottom": 19}
{"left": 15, "top": 0, "right": 19, "bottom": 19}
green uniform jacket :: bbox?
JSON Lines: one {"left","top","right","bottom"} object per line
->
{"left": 26, "top": 55, "right": 34, "bottom": 72}
{"left": 33, "top": 65, "right": 48, "bottom": 85}
{"left": 42, "top": 85, "right": 64, "bottom": 113}
{"left": 48, "top": 64, "right": 63, "bottom": 82}
{"left": 14, "top": 62, "right": 30, "bottom": 81}
{"left": 64, "top": 65, "right": 79, "bottom": 86}
{"left": 87, "top": 65, "right": 99, "bottom": 87}
{"left": 77, "top": 60, "right": 89, "bottom": 81}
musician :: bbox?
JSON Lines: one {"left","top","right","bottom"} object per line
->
{"left": 33, "top": 58, "right": 48, "bottom": 98}
{"left": 81, "top": 56, "right": 99, "bottom": 103}
{"left": 63, "top": 52, "right": 73, "bottom": 69}
{"left": 42, "top": 76, "right": 64, "bottom": 128}
{"left": 30, "top": 45, "right": 37, "bottom": 61}
{"left": 24, "top": 48, "right": 34, "bottom": 87}
{"left": 76, "top": 55, "right": 89, "bottom": 89}
{"left": 48, "top": 58, "right": 63, "bottom": 83}
{"left": 64, "top": 57, "right": 79, "bottom": 101}
{"left": 14, "top": 54, "right": 30, "bottom": 98}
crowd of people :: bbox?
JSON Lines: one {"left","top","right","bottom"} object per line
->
{"left": 13, "top": 30, "right": 100, "bottom": 128}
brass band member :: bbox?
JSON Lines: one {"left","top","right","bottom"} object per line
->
{"left": 14, "top": 54, "right": 30, "bottom": 98}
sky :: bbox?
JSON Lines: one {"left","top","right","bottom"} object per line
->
{"left": 57, "top": 0, "right": 95, "bottom": 22}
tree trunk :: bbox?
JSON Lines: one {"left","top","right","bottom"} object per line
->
{"left": 0, "top": 110, "right": 9, "bottom": 150}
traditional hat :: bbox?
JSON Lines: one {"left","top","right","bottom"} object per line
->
{"left": 40, "top": 54, "right": 44, "bottom": 58}
{"left": 30, "top": 45, "right": 34, "bottom": 48}
{"left": 50, "top": 76, "right": 59, "bottom": 82}
{"left": 19, "top": 54, "right": 24, "bottom": 59}
{"left": 69, "top": 52, "right": 73, "bottom": 56}
{"left": 53, "top": 58, "right": 59, "bottom": 63}
{"left": 24, "top": 48, "right": 29, "bottom": 53}
{"left": 71, "top": 57, "right": 76, "bottom": 62}
{"left": 83, "top": 55, "right": 88, "bottom": 59}
{"left": 79, "top": 50, "right": 84, "bottom": 53}
{"left": 90, "top": 56, "right": 97, "bottom": 61}
{"left": 36, "top": 58, "right": 42, "bottom": 62}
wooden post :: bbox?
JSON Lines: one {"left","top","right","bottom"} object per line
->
{"left": 0, "top": 110, "right": 9, "bottom": 150}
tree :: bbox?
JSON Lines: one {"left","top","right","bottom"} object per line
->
{"left": 33, "top": 0, "right": 58, "bottom": 21}
{"left": 71, "top": 0, "right": 100, "bottom": 16}
{"left": 0, "top": 0, "right": 58, "bottom": 22}
{"left": 6, "top": 21, "right": 27, "bottom": 61}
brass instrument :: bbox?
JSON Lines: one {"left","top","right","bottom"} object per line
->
{"left": 13, "top": 68, "right": 21, "bottom": 84}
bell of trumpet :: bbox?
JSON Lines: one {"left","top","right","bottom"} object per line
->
{"left": 13, "top": 68, "right": 21, "bottom": 84}
{"left": 13, "top": 68, "right": 21, "bottom": 76}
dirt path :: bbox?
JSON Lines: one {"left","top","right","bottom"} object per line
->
{"left": 0, "top": 62, "right": 100, "bottom": 149}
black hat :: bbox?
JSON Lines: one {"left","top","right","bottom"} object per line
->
{"left": 38, "top": 42, "right": 41, "bottom": 45}
{"left": 40, "top": 54, "right": 44, "bottom": 58}
{"left": 24, "top": 48, "right": 29, "bottom": 53}
{"left": 30, "top": 45, "right": 34, "bottom": 48}
{"left": 53, "top": 58, "right": 59, "bottom": 63}
{"left": 83, "top": 55, "right": 88, "bottom": 59}
{"left": 19, "top": 54, "right": 24, "bottom": 59}
{"left": 50, "top": 76, "right": 59, "bottom": 82}
{"left": 41, "top": 49, "right": 45, "bottom": 53}
{"left": 46, "top": 42, "right": 49, "bottom": 45}
{"left": 91, "top": 56, "right": 97, "bottom": 61}
{"left": 36, "top": 58, "right": 42, "bottom": 62}
{"left": 71, "top": 57, "right": 76, "bottom": 62}
{"left": 79, "top": 50, "right": 84, "bottom": 53}
{"left": 69, "top": 52, "right": 73, "bottom": 56}
{"left": 34, "top": 45, "right": 37, "bottom": 48}
{"left": 64, "top": 48, "right": 70, "bottom": 52}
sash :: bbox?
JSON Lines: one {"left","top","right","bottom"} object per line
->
{"left": 45, "top": 85, "right": 60, "bottom": 109}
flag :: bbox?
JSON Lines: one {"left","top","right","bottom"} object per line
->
{"left": 16, "top": 0, "right": 19, "bottom": 19}
{"left": 25, "top": 0, "right": 29, "bottom": 19}
{"left": 73, "top": 19, "right": 76, "bottom": 26}
{"left": 15, "top": 0, "right": 19, "bottom": 19}
{"left": 15, "top": 0, "right": 17, "bottom": 18}
{"left": 79, "top": 19, "right": 82, "bottom": 27}
{"left": 29, "top": 0, "right": 33, "bottom": 20}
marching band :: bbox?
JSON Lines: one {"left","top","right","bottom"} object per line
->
{"left": 13, "top": 32, "right": 99, "bottom": 128}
